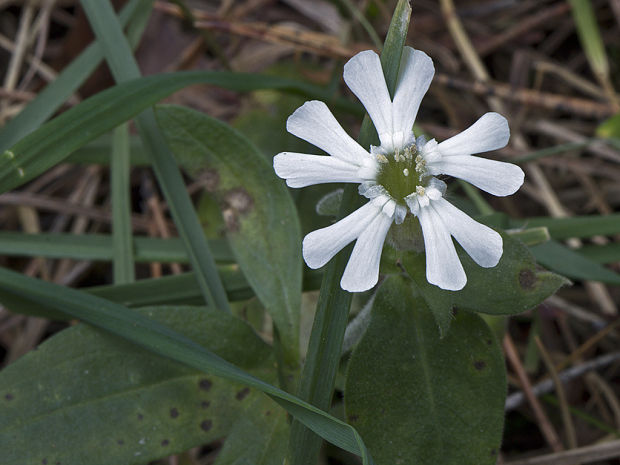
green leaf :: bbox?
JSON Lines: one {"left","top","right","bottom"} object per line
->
{"left": 523, "top": 213, "right": 620, "bottom": 240}
{"left": 111, "top": 123, "right": 135, "bottom": 283}
{"left": 401, "top": 232, "right": 569, "bottom": 335}
{"left": 344, "top": 276, "right": 506, "bottom": 465}
{"left": 0, "top": 265, "right": 375, "bottom": 464}
{"left": 597, "top": 114, "right": 620, "bottom": 138}
{"left": 530, "top": 240, "right": 620, "bottom": 285}
{"left": 0, "top": 306, "right": 282, "bottom": 465}
{"left": 0, "top": 71, "right": 358, "bottom": 195}
{"left": 0, "top": 232, "right": 233, "bottom": 263}
{"left": 157, "top": 104, "right": 302, "bottom": 367}
{"left": 214, "top": 404, "right": 289, "bottom": 465}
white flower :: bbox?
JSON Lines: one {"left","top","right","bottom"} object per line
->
{"left": 274, "top": 48, "right": 524, "bottom": 292}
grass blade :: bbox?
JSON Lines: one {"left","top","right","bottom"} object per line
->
{"left": 80, "top": 0, "right": 229, "bottom": 312}
{"left": 111, "top": 124, "right": 135, "bottom": 283}
{"left": 0, "top": 266, "right": 374, "bottom": 465}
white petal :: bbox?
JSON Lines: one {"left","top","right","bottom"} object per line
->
{"left": 303, "top": 198, "right": 385, "bottom": 269}
{"left": 431, "top": 198, "right": 502, "bottom": 268}
{"left": 274, "top": 152, "right": 366, "bottom": 188}
{"left": 341, "top": 207, "right": 394, "bottom": 292}
{"left": 428, "top": 155, "right": 524, "bottom": 196}
{"left": 435, "top": 112, "right": 510, "bottom": 157}
{"left": 286, "top": 100, "right": 371, "bottom": 165}
{"left": 417, "top": 205, "right": 466, "bottom": 291}
{"left": 343, "top": 50, "right": 394, "bottom": 149}
{"left": 391, "top": 47, "right": 434, "bottom": 142}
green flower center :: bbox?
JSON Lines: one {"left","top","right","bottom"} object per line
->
{"left": 375, "top": 144, "right": 427, "bottom": 204}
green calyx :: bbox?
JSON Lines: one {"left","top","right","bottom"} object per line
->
{"left": 375, "top": 144, "right": 427, "bottom": 204}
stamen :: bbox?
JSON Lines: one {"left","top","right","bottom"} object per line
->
{"left": 403, "top": 168, "right": 409, "bottom": 177}
{"left": 416, "top": 185, "right": 425, "bottom": 196}
{"left": 376, "top": 154, "right": 389, "bottom": 164}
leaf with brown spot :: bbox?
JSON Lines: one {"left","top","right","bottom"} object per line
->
{"left": 157, "top": 105, "right": 302, "bottom": 369}
{"left": 400, "top": 231, "right": 568, "bottom": 335}
{"left": 0, "top": 306, "right": 284, "bottom": 465}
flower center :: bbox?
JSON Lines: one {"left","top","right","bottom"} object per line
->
{"left": 375, "top": 143, "right": 427, "bottom": 204}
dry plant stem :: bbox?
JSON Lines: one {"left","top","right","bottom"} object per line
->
{"left": 147, "top": 194, "right": 183, "bottom": 275}
{"left": 434, "top": 73, "right": 616, "bottom": 118}
{"left": 505, "top": 351, "right": 620, "bottom": 411}
{"left": 504, "top": 439, "right": 620, "bottom": 465}
{"left": 525, "top": 163, "right": 617, "bottom": 316}
{"left": 535, "top": 337, "right": 579, "bottom": 451}
{"left": 503, "top": 333, "right": 564, "bottom": 453}
{"left": 527, "top": 119, "right": 620, "bottom": 164}
{"left": 0, "top": 192, "right": 154, "bottom": 231}
{"left": 2, "top": 1, "right": 34, "bottom": 96}
{"left": 555, "top": 318, "right": 620, "bottom": 374}
{"left": 586, "top": 373, "right": 620, "bottom": 430}
{"left": 19, "top": 0, "right": 54, "bottom": 91}
{"left": 478, "top": 3, "right": 571, "bottom": 56}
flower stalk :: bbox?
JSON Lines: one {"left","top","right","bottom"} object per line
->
{"left": 286, "top": 2, "right": 411, "bottom": 464}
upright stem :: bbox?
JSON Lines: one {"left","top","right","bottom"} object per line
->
{"left": 287, "top": 2, "right": 411, "bottom": 463}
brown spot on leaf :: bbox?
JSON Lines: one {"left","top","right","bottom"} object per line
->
{"left": 199, "top": 379, "right": 212, "bottom": 391}
{"left": 235, "top": 387, "right": 250, "bottom": 400}
{"left": 222, "top": 188, "right": 254, "bottom": 233}
{"left": 117, "top": 439, "right": 124, "bottom": 446}
{"left": 491, "top": 449, "right": 498, "bottom": 456}
{"left": 200, "top": 169, "right": 220, "bottom": 192}
{"left": 5, "top": 393, "right": 14, "bottom": 401}
{"left": 474, "top": 360, "right": 487, "bottom": 371}
{"left": 201, "top": 401, "right": 211, "bottom": 409}
{"left": 42, "top": 459, "right": 48, "bottom": 465}
{"left": 519, "top": 269, "right": 537, "bottom": 290}
{"left": 451, "top": 306, "right": 459, "bottom": 316}
{"left": 200, "top": 419, "right": 213, "bottom": 432}
{"left": 161, "top": 439, "right": 170, "bottom": 447}
{"left": 348, "top": 414, "right": 359, "bottom": 423}
{"left": 137, "top": 413, "right": 144, "bottom": 421}
{"left": 265, "top": 410, "right": 271, "bottom": 416}
{"left": 170, "top": 408, "right": 179, "bottom": 419}
{"left": 486, "top": 339, "right": 493, "bottom": 346}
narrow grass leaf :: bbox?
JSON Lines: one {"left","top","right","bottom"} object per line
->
{"left": 530, "top": 240, "right": 620, "bottom": 285}
{"left": 0, "top": 266, "right": 374, "bottom": 464}
{"left": 0, "top": 305, "right": 283, "bottom": 465}
{"left": 111, "top": 124, "right": 135, "bottom": 283}
{"left": 0, "top": 232, "right": 233, "bottom": 263}
{"left": 157, "top": 105, "right": 302, "bottom": 370}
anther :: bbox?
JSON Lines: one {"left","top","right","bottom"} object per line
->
{"left": 416, "top": 185, "right": 425, "bottom": 196}
{"left": 403, "top": 168, "right": 409, "bottom": 177}
{"left": 376, "top": 154, "right": 389, "bottom": 164}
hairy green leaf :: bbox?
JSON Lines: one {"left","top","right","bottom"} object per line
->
{"left": 345, "top": 276, "right": 506, "bottom": 465}
{"left": 157, "top": 104, "right": 302, "bottom": 368}
{"left": 401, "top": 232, "right": 569, "bottom": 334}
{"left": 0, "top": 306, "right": 280, "bottom": 465}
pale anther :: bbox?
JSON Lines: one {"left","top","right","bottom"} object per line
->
{"left": 403, "top": 168, "right": 409, "bottom": 177}
{"left": 416, "top": 185, "right": 425, "bottom": 196}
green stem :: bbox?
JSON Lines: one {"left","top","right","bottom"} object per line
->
{"left": 287, "top": 2, "right": 411, "bottom": 464}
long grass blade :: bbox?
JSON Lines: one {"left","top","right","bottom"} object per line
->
{"left": 80, "top": 0, "right": 229, "bottom": 312}
{"left": 0, "top": 266, "right": 374, "bottom": 465}
{"left": 111, "top": 124, "right": 135, "bottom": 283}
